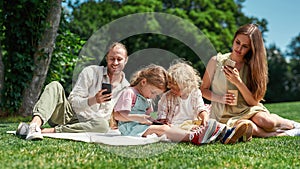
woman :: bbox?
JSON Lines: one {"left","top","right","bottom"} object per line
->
{"left": 200, "top": 23, "right": 300, "bottom": 137}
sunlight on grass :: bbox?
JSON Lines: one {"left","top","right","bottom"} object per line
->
{"left": 1, "top": 102, "right": 300, "bottom": 168}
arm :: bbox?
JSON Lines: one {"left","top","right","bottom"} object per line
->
{"left": 88, "top": 89, "right": 112, "bottom": 106}
{"left": 68, "top": 67, "right": 95, "bottom": 112}
{"left": 223, "top": 66, "right": 259, "bottom": 106}
{"left": 157, "top": 93, "right": 171, "bottom": 125}
{"left": 113, "top": 111, "right": 151, "bottom": 125}
{"left": 200, "top": 56, "right": 227, "bottom": 103}
{"left": 68, "top": 66, "right": 111, "bottom": 112}
{"left": 197, "top": 110, "right": 209, "bottom": 126}
{"left": 194, "top": 89, "right": 209, "bottom": 126}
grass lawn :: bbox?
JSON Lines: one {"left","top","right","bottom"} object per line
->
{"left": 1, "top": 101, "right": 300, "bottom": 169}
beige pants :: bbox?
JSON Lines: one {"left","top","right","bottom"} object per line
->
{"left": 32, "top": 81, "right": 109, "bottom": 133}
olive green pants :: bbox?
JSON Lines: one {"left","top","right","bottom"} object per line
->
{"left": 32, "top": 81, "right": 109, "bottom": 133}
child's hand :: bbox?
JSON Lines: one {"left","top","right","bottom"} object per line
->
{"left": 139, "top": 115, "right": 152, "bottom": 125}
{"left": 198, "top": 111, "right": 209, "bottom": 126}
{"left": 157, "top": 119, "right": 170, "bottom": 125}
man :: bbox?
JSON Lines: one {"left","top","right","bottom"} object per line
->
{"left": 17, "top": 42, "right": 129, "bottom": 140}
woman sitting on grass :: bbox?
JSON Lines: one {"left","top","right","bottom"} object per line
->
{"left": 200, "top": 23, "right": 300, "bottom": 137}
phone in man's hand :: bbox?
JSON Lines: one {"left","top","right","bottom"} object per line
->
{"left": 102, "top": 83, "right": 112, "bottom": 95}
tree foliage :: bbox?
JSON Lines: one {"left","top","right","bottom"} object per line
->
{"left": 2, "top": 0, "right": 50, "bottom": 113}
{"left": 66, "top": 0, "right": 268, "bottom": 76}
{"left": 1, "top": 0, "right": 300, "bottom": 116}
{"left": 265, "top": 45, "right": 290, "bottom": 102}
{"left": 286, "top": 33, "right": 300, "bottom": 101}
{"left": 1, "top": 0, "right": 83, "bottom": 115}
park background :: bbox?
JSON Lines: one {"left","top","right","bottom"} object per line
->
{"left": 1, "top": 1, "right": 300, "bottom": 169}
{"left": 1, "top": 0, "right": 300, "bottom": 117}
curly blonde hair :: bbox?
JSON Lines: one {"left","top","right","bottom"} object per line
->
{"left": 167, "top": 60, "right": 201, "bottom": 94}
{"left": 130, "top": 64, "right": 169, "bottom": 92}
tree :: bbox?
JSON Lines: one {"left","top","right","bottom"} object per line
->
{"left": 67, "top": 0, "right": 267, "bottom": 77}
{"left": 0, "top": 3, "right": 4, "bottom": 108}
{"left": 265, "top": 44, "right": 290, "bottom": 102}
{"left": 18, "top": 0, "right": 62, "bottom": 116}
{"left": 0, "top": 41, "right": 3, "bottom": 105}
{"left": 286, "top": 33, "right": 300, "bottom": 101}
{"left": 2, "top": 0, "right": 62, "bottom": 115}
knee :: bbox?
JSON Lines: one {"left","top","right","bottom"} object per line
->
{"left": 252, "top": 113, "right": 276, "bottom": 130}
{"left": 162, "top": 124, "right": 170, "bottom": 132}
{"left": 47, "top": 81, "right": 63, "bottom": 88}
{"left": 45, "top": 81, "right": 64, "bottom": 92}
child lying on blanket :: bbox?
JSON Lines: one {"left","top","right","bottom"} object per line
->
{"left": 113, "top": 63, "right": 251, "bottom": 145}
{"left": 156, "top": 60, "right": 253, "bottom": 144}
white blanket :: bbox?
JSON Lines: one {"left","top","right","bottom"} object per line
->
{"left": 8, "top": 130, "right": 169, "bottom": 146}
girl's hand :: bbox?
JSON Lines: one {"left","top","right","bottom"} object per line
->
{"left": 157, "top": 119, "right": 170, "bottom": 125}
{"left": 223, "top": 66, "right": 242, "bottom": 85}
{"left": 198, "top": 111, "right": 209, "bottom": 126}
{"left": 139, "top": 115, "right": 152, "bottom": 125}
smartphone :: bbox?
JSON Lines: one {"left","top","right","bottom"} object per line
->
{"left": 152, "top": 120, "right": 164, "bottom": 125}
{"left": 102, "top": 83, "right": 112, "bottom": 95}
{"left": 224, "top": 59, "right": 236, "bottom": 68}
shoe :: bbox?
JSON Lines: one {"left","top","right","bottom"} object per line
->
{"left": 190, "top": 119, "right": 217, "bottom": 145}
{"left": 240, "top": 122, "right": 253, "bottom": 142}
{"left": 16, "top": 122, "right": 29, "bottom": 139}
{"left": 26, "top": 123, "right": 43, "bottom": 140}
{"left": 285, "top": 128, "right": 300, "bottom": 136}
{"left": 222, "top": 122, "right": 248, "bottom": 144}
{"left": 190, "top": 125, "right": 209, "bottom": 145}
{"left": 208, "top": 123, "right": 227, "bottom": 143}
{"left": 201, "top": 119, "right": 218, "bottom": 144}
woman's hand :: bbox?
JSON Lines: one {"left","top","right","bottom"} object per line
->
{"left": 223, "top": 92, "right": 237, "bottom": 105}
{"left": 223, "top": 65, "right": 242, "bottom": 85}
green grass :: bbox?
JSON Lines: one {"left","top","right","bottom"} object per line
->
{"left": 1, "top": 102, "right": 300, "bottom": 169}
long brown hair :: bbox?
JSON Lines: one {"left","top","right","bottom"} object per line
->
{"left": 233, "top": 24, "right": 268, "bottom": 101}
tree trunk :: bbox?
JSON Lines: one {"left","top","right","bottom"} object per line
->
{"left": 18, "top": 0, "right": 62, "bottom": 116}
{"left": 0, "top": 41, "right": 4, "bottom": 105}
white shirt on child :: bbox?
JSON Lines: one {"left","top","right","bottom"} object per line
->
{"left": 157, "top": 89, "right": 207, "bottom": 126}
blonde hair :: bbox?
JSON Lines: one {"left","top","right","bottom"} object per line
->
{"left": 167, "top": 60, "right": 201, "bottom": 94}
{"left": 233, "top": 24, "right": 268, "bottom": 101}
{"left": 130, "top": 64, "right": 169, "bottom": 91}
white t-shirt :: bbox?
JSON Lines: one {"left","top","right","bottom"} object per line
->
{"left": 157, "top": 89, "right": 207, "bottom": 126}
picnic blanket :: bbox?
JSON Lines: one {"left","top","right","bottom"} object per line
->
{"left": 7, "top": 129, "right": 169, "bottom": 146}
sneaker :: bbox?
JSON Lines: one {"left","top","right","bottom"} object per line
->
{"left": 208, "top": 123, "right": 227, "bottom": 143}
{"left": 26, "top": 123, "right": 43, "bottom": 140}
{"left": 190, "top": 119, "right": 217, "bottom": 145}
{"left": 201, "top": 119, "right": 218, "bottom": 144}
{"left": 285, "top": 128, "right": 300, "bottom": 136}
{"left": 222, "top": 122, "right": 248, "bottom": 144}
{"left": 16, "top": 122, "right": 29, "bottom": 139}
{"left": 239, "top": 122, "right": 253, "bottom": 142}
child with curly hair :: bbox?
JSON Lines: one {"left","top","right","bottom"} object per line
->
{"left": 157, "top": 60, "right": 253, "bottom": 144}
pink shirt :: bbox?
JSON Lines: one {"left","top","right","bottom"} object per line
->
{"left": 114, "top": 87, "right": 153, "bottom": 115}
